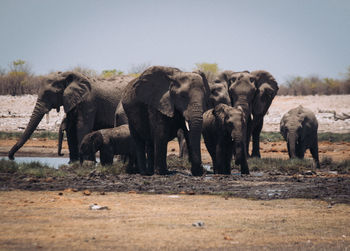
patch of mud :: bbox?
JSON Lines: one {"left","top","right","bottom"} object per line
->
{"left": 1, "top": 164, "right": 349, "bottom": 204}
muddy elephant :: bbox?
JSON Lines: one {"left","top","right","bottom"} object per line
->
{"left": 122, "top": 66, "right": 210, "bottom": 176}
{"left": 8, "top": 71, "right": 129, "bottom": 162}
{"left": 202, "top": 103, "right": 249, "bottom": 174}
{"left": 177, "top": 81, "right": 231, "bottom": 159}
{"left": 280, "top": 105, "right": 320, "bottom": 168}
{"left": 79, "top": 125, "right": 137, "bottom": 173}
{"left": 57, "top": 116, "right": 67, "bottom": 156}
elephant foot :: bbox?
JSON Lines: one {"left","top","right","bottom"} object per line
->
{"left": 155, "top": 168, "right": 171, "bottom": 175}
{"left": 250, "top": 152, "right": 261, "bottom": 158}
{"left": 240, "top": 167, "right": 250, "bottom": 175}
{"left": 191, "top": 165, "right": 204, "bottom": 176}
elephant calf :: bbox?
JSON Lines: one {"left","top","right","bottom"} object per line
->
{"left": 202, "top": 104, "right": 249, "bottom": 175}
{"left": 79, "top": 125, "right": 137, "bottom": 173}
{"left": 280, "top": 105, "right": 320, "bottom": 168}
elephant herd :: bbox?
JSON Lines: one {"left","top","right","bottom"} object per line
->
{"left": 8, "top": 66, "right": 321, "bottom": 176}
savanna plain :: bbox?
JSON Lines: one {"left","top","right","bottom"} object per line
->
{"left": 0, "top": 94, "right": 350, "bottom": 250}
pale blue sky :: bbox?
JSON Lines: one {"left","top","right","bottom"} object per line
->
{"left": 1, "top": 0, "right": 349, "bottom": 83}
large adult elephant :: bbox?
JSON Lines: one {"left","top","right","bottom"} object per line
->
{"left": 122, "top": 66, "right": 210, "bottom": 176}
{"left": 280, "top": 105, "right": 320, "bottom": 168}
{"left": 8, "top": 71, "right": 129, "bottom": 162}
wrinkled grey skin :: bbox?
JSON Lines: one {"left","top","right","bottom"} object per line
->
{"left": 122, "top": 66, "right": 210, "bottom": 176}
{"left": 250, "top": 70, "right": 279, "bottom": 157}
{"left": 8, "top": 71, "right": 128, "bottom": 162}
{"left": 177, "top": 81, "right": 231, "bottom": 159}
{"left": 280, "top": 105, "right": 320, "bottom": 168}
{"left": 79, "top": 125, "right": 137, "bottom": 173}
{"left": 202, "top": 104, "right": 249, "bottom": 174}
{"left": 57, "top": 116, "right": 67, "bottom": 156}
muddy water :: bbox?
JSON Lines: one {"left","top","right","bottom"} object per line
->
{"left": 1, "top": 156, "right": 70, "bottom": 168}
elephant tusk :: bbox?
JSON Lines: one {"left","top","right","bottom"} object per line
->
{"left": 185, "top": 121, "right": 190, "bottom": 131}
{"left": 46, "top": 112, "right": 50, "bottom": 124}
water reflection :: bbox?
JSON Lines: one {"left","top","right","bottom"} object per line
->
{"left": 1, "top": 156, "right": 69, "bottom": 169}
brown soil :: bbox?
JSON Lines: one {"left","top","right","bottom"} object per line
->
{"left": 1, "top": 139, "right": 350, "bottom": 250}
{"left": 0, "top": 191, "right": 349, "bottom": 250}
{"left": 1, "top": 138, "right": 350, "bottom": 162}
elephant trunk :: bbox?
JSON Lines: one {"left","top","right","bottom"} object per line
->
{"left": 8, "top": 100, "right": 50, "bottom": 160}
{"left": 58, "top": 123, "right": 64, "bottom": 156}
{"left": 287, "top": 132, "right": 298, "bottom": 158}
{"left": 187, "top": 109, "right": 204, "bottom": 176}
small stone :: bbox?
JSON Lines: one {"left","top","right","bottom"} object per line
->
{"left": 83, "top": 190, "right": 91, "bottom": 196}
{"left": 89, "top": 204, "right": 110, "bottom": 210}
{"left": 58, "top": 192, "right": 63, "bottom": 196}
{"left": 100, "top": 191, "right": 106, "bottom": 195}
{"left": 192, "top": 221, "right": 205, "bottom": 227}
{"left": 224, "top": 235, "right": 233, "bottom": 240}
{"left": 128, "top": 190, "right": 137, "bottom": 194}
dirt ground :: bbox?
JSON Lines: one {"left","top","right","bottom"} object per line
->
{"left": 0, "top": 191, "right": 349, "bottom": 250}
{"left": 1, "top": 139, "right": 350, "bottom": 250}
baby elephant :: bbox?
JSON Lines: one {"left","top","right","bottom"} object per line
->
{"left": 202, "top": 103, "right": 249, "bottom": 175}
{"left": 280, "top": 105, "right": 320, "bottom": 168}
{"left": 79, "top": 125, "right": 137, "bottom": 172}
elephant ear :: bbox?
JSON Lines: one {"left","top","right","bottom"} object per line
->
{"left": 217, "top": 71, "right": 235, "bottom": 88}
{"left": 134, "top": 66, "right": 179, "bottom": 117}
{"left": 250, "top": 70, "right": 279, "bottom": 92}
{"left": 62, "top": 72, "right": 92, "bottom": 113}
{"left": 213, "top": 103, "right": 229, "bottom": 126}
{"left": 91, "top": 132, "right": 103, "bottom": 153}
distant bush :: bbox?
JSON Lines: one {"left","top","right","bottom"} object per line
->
{"left": 101, "top": 69, "right": 123, "bottom": 78}
{"left": 0, "top": 60, "right": 44, "bottom": 95}
{"left": 278, "top": 68, "right": 350, "bottom": 96}
{"left": 194, "top": 62, "right": 219, "bottom": 82}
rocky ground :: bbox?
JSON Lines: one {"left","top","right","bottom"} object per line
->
{"left": 1, "top": 95, "right": 350, "bottom": 133}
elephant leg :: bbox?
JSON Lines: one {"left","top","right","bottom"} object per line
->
{"left": 239, "top": 156, "right": 249, "bottom": 175}
{"left": 66, "top": 112, "right": 79, "bottom": 163}
{"left": 100, "top": 149, "right": 113, "bottom": 166}
{"left": 215, "top": 144, "right": 225, "bottom": 174}
{"left": 146, "top": 141, "right": 154, "bottom": 174}
{"left": 182, "top": 126, "right": 193, "bottom": 163}
{"left": 154, "top": 135, "right": 169, "bottom": 175}
{"left": 205, "top": 142, "right": 217, "bottom": 173}
{"left": 126, "top": 155, "right": 137, "bottom": 174}
{"left": 246, "top": 118, "right": 252, "bottom": 157}
{"left": 310, "top": 141, "right": 320, "bottom": 169}
{"left": 296, "top": 142, "right": 305, "bottom": 159}
{"left": 251, "top": 118, "right": 263, "bottom": 158}
{"left": 177, "top": 129, "right": 188, "bottom": 159}
{"left": 128, "top": 124, "right": 148, "bottom": 175}
{"left": 223, "top": 144, "right": 233, "bottom": 175}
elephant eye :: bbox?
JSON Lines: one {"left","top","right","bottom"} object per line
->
{"left": 250, "top": 77, "right": 255, "bottom": 83}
